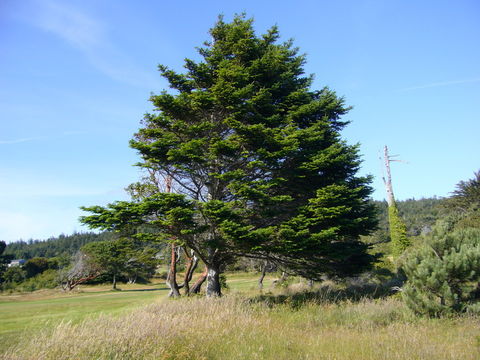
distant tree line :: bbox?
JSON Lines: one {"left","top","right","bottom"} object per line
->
{"left": 0, "top": 196, "right": 452, "bottom": 294}
{"left": 2, "top": 198, "right": 447, "bottom": 264}
{"left": 2, "top": 232, "right": 115, "bottom": 260}
{"left": 0, "top": 237, "right": 162, "bottom": 292}
{"left": 366, "top": 197, "right": 447, "bottom": 245}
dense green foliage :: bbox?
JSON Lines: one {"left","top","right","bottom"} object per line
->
{"left": 0, "top": 256, "right": 68, "bottom": 292}
{"left": 402, "top": 225, "right": 480, "bottom": 316}
{"left": 398, "top": 198, "right": 447, "bottom": 235}
{"left": 444, "top": 171, "right": 480, "bottom": 230}
{"left": 2, "top": 269, "right": 59, "bottom": 292}
{"left": 447, "top": 171, "right": 480, "bottom": 212}
{"left": 388, "top": 202, "right": 411, "bottom": 257}
{"left": 1, "top": 266, "right": 26, "bottom": 284}
{"left": 24, "top": 257, "right": 50, "bottom": 278}
{"left": 3, "top": 232, "right": 114, "bottom": 260}
{"left": 81, "top": 238, "right": 158, "bottom": 287}
{"left": 369, "top": 198, "right": 445, "bottom": 240}
{"left": 82, "top": 15, "right": 377, "bottom": 295}
{"left": 402, "top": 171, "right": 480, "bottom": 316}
{"left": 0, "top": 242, "right": 12, "bottom": 284}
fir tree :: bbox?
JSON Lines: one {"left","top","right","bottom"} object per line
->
{"left": 82, "top": 15, "right": 377, "bottom": 296}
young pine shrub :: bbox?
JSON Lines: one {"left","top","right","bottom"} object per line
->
{"left": 402, "top": 225, "right": 480, "bottom": 317}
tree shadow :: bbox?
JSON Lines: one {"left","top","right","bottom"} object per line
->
{"left": 249, "top": 280, "right": 400, "bottom": 310}
{"left": 122, "top": 287, "right": 169, "bottom": 292}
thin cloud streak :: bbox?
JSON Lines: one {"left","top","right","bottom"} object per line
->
{"left": 0, "top": 131, "right": 86, "bottom": 145}
{"left": 398, "top": 77, "right": 480, "bottom": 92}
{"left": 0, "top": 137, "right": 44, "bottom": 144}
{"left": 30, "top": 0, "right": 159, "bottom": 89}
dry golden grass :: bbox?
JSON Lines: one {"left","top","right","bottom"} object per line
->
{"left": 2, "top": 293, "right": 479, "bottom": 360}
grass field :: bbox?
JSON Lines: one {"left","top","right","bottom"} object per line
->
{"left": 1, "top": 274, "right": 479, "bottom": 359}
{"left": 0, "top": 272, "right": 271, "bottom": 354}
{"left": 0, "top": 281, "right": 170, "bottom": 353}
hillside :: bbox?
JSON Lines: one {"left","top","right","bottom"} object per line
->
{"left": 3, "top": 232, "right": 115, "bottom": 260}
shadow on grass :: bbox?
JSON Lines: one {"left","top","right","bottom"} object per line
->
{"left": 121, "top": 287, "right": 169, "bottom": 292}
{"left": 249, "top": 280, "right": 401, "bottom": 310}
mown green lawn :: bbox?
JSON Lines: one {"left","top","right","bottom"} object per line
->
{"left": 225, "top": 271, "right": 275, "bottom": 292}
{"left": 0, "top": 282, "right": 169, "bottom": 353}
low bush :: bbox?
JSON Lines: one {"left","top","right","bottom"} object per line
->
{"left": 402, "top": 226, "right": 480, "bottom": 316}
{"left": 1, "top": 269, "right": 59, "bottom": 293}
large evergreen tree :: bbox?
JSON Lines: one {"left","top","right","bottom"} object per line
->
{"left": 82, "top": 15, "right": 376, "bottom": 296}
{"left": 445, "top": 170, "right": 480, "bottom": 230}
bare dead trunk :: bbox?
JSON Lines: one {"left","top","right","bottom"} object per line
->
{"left": 206, "top": 266, "right": 221, "bottom": 297}
{"left": 166, "top": 243, "right": 180, "bottom": 297}
{"left": 190, "top": 267, "right": 208, "bottom": 294}
{"left": 383, "top": 145, "right": 395, "bottom": 207}
{"left": 62, "top": 272, "right": 99, "bottom": 291}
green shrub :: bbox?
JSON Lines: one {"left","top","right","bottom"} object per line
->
{"left": 2, "top": 269, "right": 59, "bottom": 293}
{"left": 24, "top": 257, "right": 50, "bottom": 278}
{"left": 402, "top": 226, "right": 480, "bottom": 316}
{"left": 2, "top": 266, "right": 26, "bottom": 283}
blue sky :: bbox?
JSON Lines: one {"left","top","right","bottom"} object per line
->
{"left": 0, "top": 0, "right": 479, "bottom": 242}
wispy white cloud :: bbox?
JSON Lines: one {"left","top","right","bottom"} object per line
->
{"left": 398, "top": 77, "right": 480, "bottom": 92}
{"left": 0, "top": 136, "right": 44, "bottom": 144}
{"left": 35, "top": 0, "right": 105, "bottom": 50}
{"left": 28, "top": 0, "right": 159, "bottom": 89}
{"left": 0, "top": 131, "right": 86, "bottom": 145}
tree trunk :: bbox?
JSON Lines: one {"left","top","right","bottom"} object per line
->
{"left": 258, "top": 260, "right": 267, "bottom": 290}
{"left": 166, "top": 243, "right": 181, "bottom": 297}
{"left": 181, "top": 249, "right": 198, "bottom": 296}
{"left": 112, "top": 273, "right": 117, "bottom": 290}
{"left": 206, "top": 266, "right": 221, "bottom": 297}
{"left": 164, "top": 175, "right": 180, "bottom": 297}
{"left": 190, "top": 267, "right": 207, "bottom": 294}
{"left": 63, "top": 272, "right": 99, "bottom": 292}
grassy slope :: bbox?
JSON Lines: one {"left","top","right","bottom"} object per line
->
{"left": 1, "top": 274, "right": 479, "bottom": 359}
